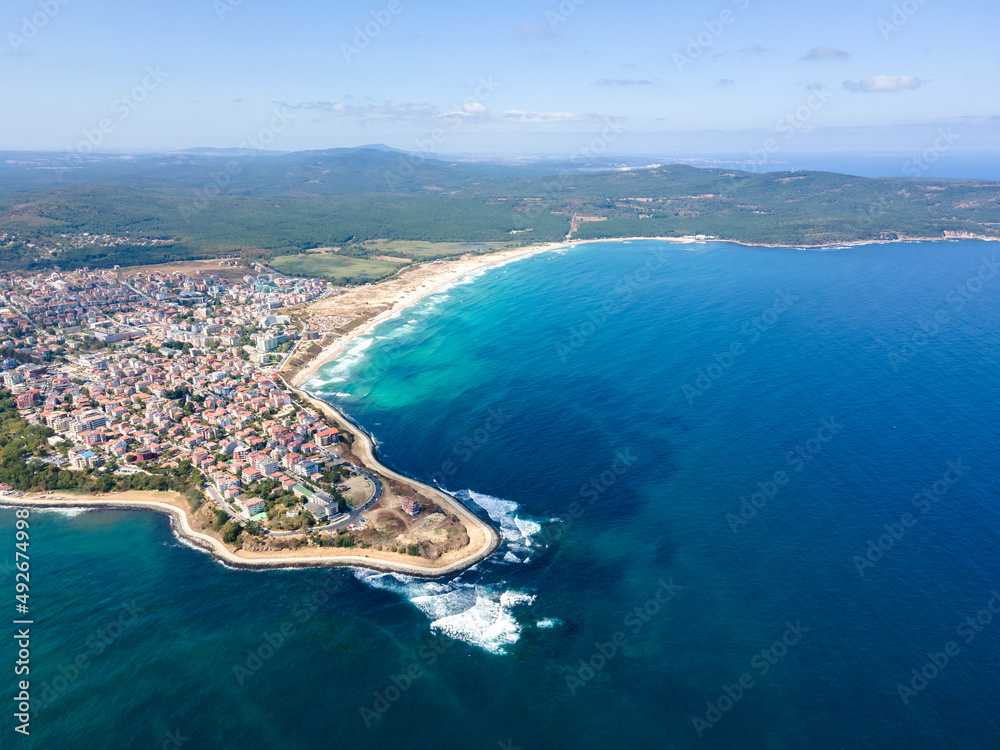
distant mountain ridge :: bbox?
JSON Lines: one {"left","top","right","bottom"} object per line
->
{"left": 0, "top": 146, "right": 998, "bottom": 273}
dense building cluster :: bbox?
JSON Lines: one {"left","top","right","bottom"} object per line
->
{"left": 1, "top": 265, "right": 357, "bottom": 527}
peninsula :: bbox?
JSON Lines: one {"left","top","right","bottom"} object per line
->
{"left": 0, "top": 261, "right": 501, "bottom": 575}
{"left": 3, "top": 146, "right": 1000, "bottom": 575}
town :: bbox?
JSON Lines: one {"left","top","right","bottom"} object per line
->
{"left": 0, "top": 261, "right": 476, "bottom": 561}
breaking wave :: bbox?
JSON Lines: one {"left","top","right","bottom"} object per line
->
{"left": 456, "top": 489, "right": 542, "bottom": 558}
{"left": 29, "top": 507, "right": 90, "bottom": 517}
{"left": 353, "top": 570, "right": 536, "bottom": 654}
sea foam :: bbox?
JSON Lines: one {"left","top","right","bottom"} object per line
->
{"left": 429, "top": 589, "right": 536, "bottom": 654}
{"left": 353, "top": 570, "right": 537, "bottom": 654}
{"left": 458, "top": 489, "right": 542, "bottom": 556}
{"left": 31, "top": 507, "right": 89, "bottom": 517}
{"left": 535, "top": 617, "right": 562, "bottom": 629}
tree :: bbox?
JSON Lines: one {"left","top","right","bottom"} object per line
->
{"left": 212, "top": 507, "right": 228, "bottom": 530}
{"left": 221, "top": 521, "right": 242, "bottom": 544}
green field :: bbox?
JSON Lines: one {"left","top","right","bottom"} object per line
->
{"left": 269, "top": 254, "right": 404, "bottom": 285}
{"left": 360, "top": 240, "right": 510, "bottom": 261}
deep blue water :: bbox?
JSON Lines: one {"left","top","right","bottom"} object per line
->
{"left": 4, "top": 239, "right": 1000, "bottom": 749}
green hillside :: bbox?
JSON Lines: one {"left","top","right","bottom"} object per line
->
{"left": 1, "top": 148, "right": 998, "bottom": 278}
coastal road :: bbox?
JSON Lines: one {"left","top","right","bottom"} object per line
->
{"left": 275, "top": 337, "right": 304, "bottom": 372}
{"left": 266, "top": 463, "right": 382, "bottom": 536}
{"left": 285, "top": 381, "right": 501, "bottom": 566}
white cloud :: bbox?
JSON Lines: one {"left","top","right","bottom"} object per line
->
{"left": 803, "top": 47, "right": 850, "bottom": 60}
{"left": 515, "top": 20, "right": 557, "bottom": 41}
{"left": 462, "top": 101, "right": 487, "bottom": 115}
{"left": 592, "top": 78, "right": 655, "bottom": 87}
{"left": 844, "top": 75, "right": 923, "bottom": 92}
{"left": 496, "top": 110, "right": 598, "bottom": 123}
{"left": 277, "top": 100, "right": 440, "bottom": 121}
{"left": 278, "top": 100, "right": 606, "bottom": 125}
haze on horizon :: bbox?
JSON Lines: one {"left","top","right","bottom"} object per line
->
{"left": 2, "top": 0, "right": 998, "bottom": 167}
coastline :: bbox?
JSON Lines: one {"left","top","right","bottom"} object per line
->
{"left": 282, "top": 380, "right": 502, "bottom": 568}
{"left": 289, "top": 232, "right": 999, "bottom": 388}
{"left": 3, "top": 490, "right": 499, "bottom": 577}
{"left": 723, "top": 233, "right": 1000, "bottom": 250}
{"left": 289, "top": 240, "right": 573, "bottom": 387}
{"left": 206, "top": 229, "right": 998, "bottom": 576}
{"left": 289, "top": 235, "right": 699, "bottom": 387}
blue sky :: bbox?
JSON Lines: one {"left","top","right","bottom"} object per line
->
{"left": 3, "top": 0, "right": 998, "bottom": 159}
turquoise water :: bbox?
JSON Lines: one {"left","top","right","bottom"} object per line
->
{"left": 4, "top": 239, "right": 1000, "bottom": 749}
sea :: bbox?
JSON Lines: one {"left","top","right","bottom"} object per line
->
{"left": 670, "top": 153, "right": 1000, "bottom": 181}
{"left": 4, "top": 238, "right": 1000, "bottom": 749}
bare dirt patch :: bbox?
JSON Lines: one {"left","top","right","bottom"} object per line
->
{"left": 120, "top": 258, "right": 256, "bottom": 283}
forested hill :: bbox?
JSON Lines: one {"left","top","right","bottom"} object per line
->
{"left": 1, "top": 147, "right": 998, "bottom": 273}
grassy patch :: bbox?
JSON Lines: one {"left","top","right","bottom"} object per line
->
{"left": 270, "top": 253, "right": 404, "bottom": 285}
{"left": 361, "top": 240, "right": 509, "bottom": 261}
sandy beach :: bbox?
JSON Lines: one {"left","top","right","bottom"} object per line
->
{"left": 289, "top": 229, "right": 1000, "bottom": 389}
{"left": 289, "top": 236, "right": 697, "bottom": 387}
{"left": 288, "top": 242, "right": 562, "bottom": 386}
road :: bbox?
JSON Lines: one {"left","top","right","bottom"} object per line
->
{"left": 3, "top": 298, "right": 46, "bottom": 335}
{"left": 204, "top": 485, "right": 238, "bottom": 520}
{"left": 204, "top": 459, "right": 383, "bottom": 537}
{"left": 275, "top": 337, "right": 303, "bottom": 372}
{"left": 267, "top": 462, "right": 382, "bottom": 536}
{"left": 119, "top": 279, "right": 155, "bottom": 303}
